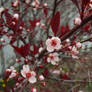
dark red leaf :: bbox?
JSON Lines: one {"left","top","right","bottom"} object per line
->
{"left": 29, "top": 18, "right": 40, "bottom": 29}
{"left": 43, "top": 68, "right": 49, "bottom": 77}
{"left": 60, "top": 74, "right": 71, "bottom": 80}
{"left": 43, "top": 8, "right": 48, "bottom": 16}
{"left": 83, "top": 24, "right": 90, "bottom": 31}
{"left": 51, "top": 11, "right": 60, "bottom": 36}
{"left": 59, "top": 25, "right": 70, "bottom": 38}
{"left": 12, "top": 43, "right": 30, "bottom": 57}
{"left": 33, "top": 44, "right": 38, "bottom": 55}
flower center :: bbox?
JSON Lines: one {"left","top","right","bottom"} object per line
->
{"left": 51, "top": 39, "right": 57, "bottom": 47}
{"left": 50, "top": 55, "right": 54, "bottom": 60}
{"left": 26, "top": 73, "right": 31, "bottom": 78}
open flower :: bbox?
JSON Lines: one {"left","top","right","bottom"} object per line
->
{"left": 21, "top": 65, "right": 36, "bottom": 84}
{"left": 47, "top": 53, "right": 59, "bottom": 65}
{"left": 46, "top": 37, "right": 61, "bottom": 52}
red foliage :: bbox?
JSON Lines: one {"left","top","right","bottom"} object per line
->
{"left": 43, "top": 68, "right": 49, "bottom": 77}
{"left": 11, "top": 43, "right": 30, "bottom": 57}
{"left": 59, "top": 25, "right": 70, "bottom": 38}
{"left": 60, "top": 74, "right": 71, "bottom": 80}
{"left": 51, "top": 11, "right": 60, "bottom": 36}
{"left": 4, "top": 10, "right": 24, "bottom": 34}
{"left": 33, "top": 44, "right": 38, "bottom": 55}
{"left": 29, "top": 18, "right": 40, "bottom": 29}
{"left": 43, "top": 8, "right": 48, "bottom": 16}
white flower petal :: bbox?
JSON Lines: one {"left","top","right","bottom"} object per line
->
{"left": 47, "top": 57, "right": 51, "bottom": 63}
{"left": 23, "top": 65, "right": 30, "bottom": 73}
{"left": 54, "top": 56, "right": 59, "bottom": 62}
{"left": 28, "top": 76, "right": 37, "bottom": 84}
{"left": 46, "top": 38, "right": 51, "bottom": 46}
{"left": 9, "top": 72, "right": 16, "bottom": 78}
{"left": 31, "top": 71, "right": 36, "bottom": 76}
{"left": 53, "top": 52, "right": 59, "bottom": 56}
{"left": 51, "top": 61, "right": 56, "bottom": 65}
{"left": 55, "top": 44, "right": 61, "bottom": 50}
{"left": 21, "top": 70, "right": 26, "bottom": 78}
{"left": 47, "top": 46, "right": 54, "bottom": 52}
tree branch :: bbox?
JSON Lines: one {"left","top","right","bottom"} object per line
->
{"left": 61, "top": 14, "right": 92, "bottom": 41}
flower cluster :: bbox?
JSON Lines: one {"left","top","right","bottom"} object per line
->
{"left": 6, "top": 66, "right": 17, "bottom": 78}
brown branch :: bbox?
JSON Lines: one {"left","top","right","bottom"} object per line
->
{"left": 61, "top": 14, "right": 92, "bottom": 41}
{"left": 81, "top": 36, "right": 92, "bottom": 43}
{"left": 48, "top": 77, "right": 92, "bottom": 83}
{"left": 57, "top": 0, "right": 64, "bottom": 5}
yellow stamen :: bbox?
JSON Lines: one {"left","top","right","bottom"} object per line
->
{"left": 2, "top": 84, "right": 6, "bottom": 87}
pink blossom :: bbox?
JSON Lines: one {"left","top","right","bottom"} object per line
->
{"left": 39, "top": 75, "right": 44, "bottom": 80}
{"left": 39, "top": 47, "right": 44, "bottom": 53}
{"left": 6, "top": 66, "right": 17, "bottom": 78}
{"left": 71, "top": 46, "right": 79, "bottom": 59}
{"left": 76, "top": 42, "right": 82, "bottom": 49}
{"left": 72, "top": 46, "right": 79, "bottom": 55}
{"left": 13, "top": 14, "right": 19, "bottom": 19}
{"left": 32, "top": 87, "right": 37, "bottom": 92}
{"left": 47, "top": 53, "right": 59, "bottom": 65}
{"left": 74, "top": 17, "right": 82, "bottom": 25}
{"left": 21, "top": 65, "right": 37, "bottom": 84}
{"left": 46, "top": 37, "right": 61, "bottom": 52}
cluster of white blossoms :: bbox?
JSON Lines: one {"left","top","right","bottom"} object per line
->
{"left": 46, "top": 37, "right": 61, "bottom": 52}
{"left": 21, "top": 65, "right": 37, "bottom": 84}
{"left": 6, "top": 66, "right": 17, "bottom": 78}
{"left": 46, "top": 37, "right": 61, "bottom": 65}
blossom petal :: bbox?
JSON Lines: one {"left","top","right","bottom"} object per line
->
{"left": 47, "top": 46, "right": 54, "bottom": 52}
{"left": 47, "top": 57, "right": 51, "bottom": 63}
{"left": 28, "top": 76, "right": 37, "bottom": 84}
{"left": 51, "top": 60, "right": 57, "bottom": 65}
{"left": 23, "top": 65, "right": 30, "bottom": 73}
{"left": 21, "top": 70, "right": 26, "bottom": 78}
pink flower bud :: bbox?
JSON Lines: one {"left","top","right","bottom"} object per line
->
{"left": 74, "top": 17, "right": 82, "bottom": 25}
